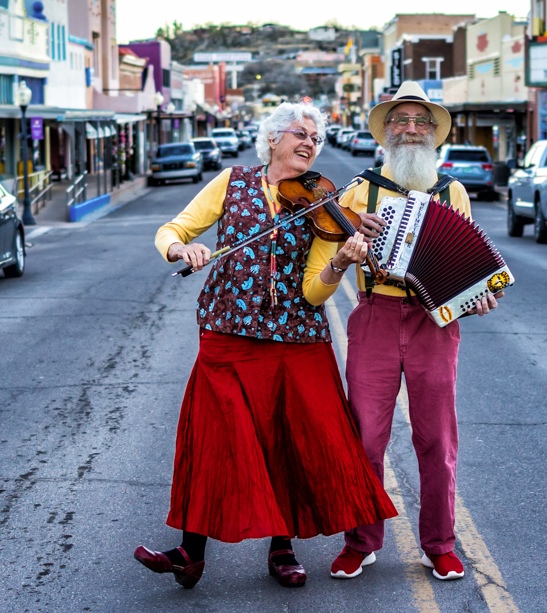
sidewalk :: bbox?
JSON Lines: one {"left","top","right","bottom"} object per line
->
{"left": 27, "top": 173, "right": 151, "bottom": 227}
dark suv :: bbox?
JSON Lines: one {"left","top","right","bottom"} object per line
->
{"left": 507, "top": 140, "right": 547, "bottom": 243}
{"left": 192, "top": 137, "right": 222, "bottom": 170}
{"left": 437, "top": 145, "right": 497, "bottom": 201}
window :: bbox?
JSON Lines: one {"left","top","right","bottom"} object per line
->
{"left": 422, "top": 57, "right": 443, "bottom": 81}
{"left": 0, "top": 74, "right": 13, "bottom": 104}
{"left": 50, "top": 23, "right": 56, "bottom": 60}
{"left": 162, "top": 68, "right": 170, "bottom": 88}
{"left": 92, "top": 32, "right": 100, "bottom": 77}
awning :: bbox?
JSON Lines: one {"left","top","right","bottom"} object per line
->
{"left": 85, "top": 123, "right": 97, "bottom": 139}
{"left": 86, "top": 123, "right": 114, "bottom": 139}
{"left": 115, "top": 113, "right": 147, "bottom": 124}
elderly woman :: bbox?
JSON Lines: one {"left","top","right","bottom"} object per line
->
{"left": 134, "top": 102, "right": 397, "bottom": 589}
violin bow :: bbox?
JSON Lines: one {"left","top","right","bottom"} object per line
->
{"left": 172, "top": 173, "right": 366, "bottom": 278}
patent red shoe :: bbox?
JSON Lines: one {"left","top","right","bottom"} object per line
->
{"left": 268, "top": 549, "right": 307, "bottom": 587}
{"left": 133, "top": 545, "right": 205, "bottom": 589}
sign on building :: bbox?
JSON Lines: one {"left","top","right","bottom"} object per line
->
{"left": 30, "top": 117, "right": 43, "bottom": 140}
{"left": 391, "top": 48, "right": 403, "bottom": 88}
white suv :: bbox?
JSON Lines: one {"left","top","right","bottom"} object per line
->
{"left": 507, "top": 140, "right": 547, "bottom": 243}
{"left": 211, "top": 128, "right": 239, "bottom": 158}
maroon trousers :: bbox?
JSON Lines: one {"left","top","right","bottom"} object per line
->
{"left": 344, "top": 292, "right": 460, "bottom": 556}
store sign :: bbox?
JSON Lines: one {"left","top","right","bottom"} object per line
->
{"left": 391, "top": 48, "right": 403, "bottom": 88}
{"left": 30, "top": 117, "right": 43, "bottom": 140}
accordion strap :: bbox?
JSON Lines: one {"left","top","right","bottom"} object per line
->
{"left": 363, "top": 167, "right": 456, "bottom": 295}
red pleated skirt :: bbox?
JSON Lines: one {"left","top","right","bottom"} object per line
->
{"left": 166, "top": 329, "right": 397, "bottom": 542}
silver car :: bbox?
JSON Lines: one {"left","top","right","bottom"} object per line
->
{"left": 507, "top": 140, "right": 547, "bottom": 243}
{"left": 437, "top": 144, "right": 497, "bottom": 201}
{"left": 0, "top": 181, "right": 25, "bottom": 278}
{"left": 349, "top": 130, "right": 377, "bottom": 157}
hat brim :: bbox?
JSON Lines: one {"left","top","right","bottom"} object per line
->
{"left": 368, "top": 99, "right": 452, "bottom": 148}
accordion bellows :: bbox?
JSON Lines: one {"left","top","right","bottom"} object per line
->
{"left": 371, "top": 190, "right": 514, "bottom": 327}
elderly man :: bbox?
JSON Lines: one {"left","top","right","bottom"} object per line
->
{"left": 330, "top": 82, "right": 501, "bottom": 581}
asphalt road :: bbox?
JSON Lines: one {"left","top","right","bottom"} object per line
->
{"left": 1, "top": 144, "right": 545, "bottom": 613}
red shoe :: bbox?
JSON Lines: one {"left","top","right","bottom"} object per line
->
{"left": 421, "top": 551, "right": 465, "bottom": 580}
{"left": 133, "top": 545, "right": 205, "bottom": 589}
{"left": 330, "top": 545, "right": 376, "bottom": 579}
{"left": 268, "top": 549, "right": 307, "bottom": 587}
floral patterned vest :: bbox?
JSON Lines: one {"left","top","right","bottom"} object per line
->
{"left": 196, "top": 165, "right": 332, "bottom": 343}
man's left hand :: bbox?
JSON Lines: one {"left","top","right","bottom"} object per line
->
{"left": 467, "top": 291, "right": 504, "bottom": 316}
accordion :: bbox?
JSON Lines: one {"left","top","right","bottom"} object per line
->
{"left": 369, "top": 190, "right": 514, "bottom": 327}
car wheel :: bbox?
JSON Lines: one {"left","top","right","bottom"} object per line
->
{"left": 351, "top": 150, "right": 357, "bottom": 157}
{"left": 233, "top": 151, "right": 239, "bottom": 158}
{"left": 192, "top": 171, "right": 203, "bottom": 184}
{"left": 3, "top": 230, "right": 25, "bottom": 278}
{"left": 479, "top": 190, "right": 498, "bottom": 202}
{"left": 534, "top": 200, "right": 547, "bottom": 244}
{"left": 507, "top": 191, "right": 525, "bottom": 237}
{"left": 215, "top": 160, "right": 222, "bottom": 170}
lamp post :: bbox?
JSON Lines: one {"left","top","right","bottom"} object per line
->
{"left": 154, "top": 91, "right": 164, "bottom": 147}
{"left": 16, "top": 81, "right": 36, "bottom": 225}
{"left": 166, "top": 102, "right": 175, "bottom": 143}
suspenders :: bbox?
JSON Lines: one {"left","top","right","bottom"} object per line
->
{"left": 363, "top": 167, "right": 455, "bottom": 296}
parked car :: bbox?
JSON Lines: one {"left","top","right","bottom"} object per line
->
{"left": 150, "top": 142, "right": 203, "bottom": 185}
{"left": 335, "top": 128, "right": 355, "bottom": 149}
{"left": 507, "top": 140, "right": 547, "bottom": 243}
{"left": 436, "top": 144, "right": 497, "bottom": 201}
{"left": 236, "top": 129, "right": 252, "bottom": 150}
{"left": 373, "top": 144, "right": 385, "bottom": 167}
{"left": 192, "top": 137, "right": 222, "bottom": 170}
{"left": 244, "top": 124, "right": 259, "bottom": 142}
{"left": 349, "top": 130, "right": 377, "bottom": 157}
{"left": 326, "top": 125, "right": 342, "bottom": 145}
{"left": 0, "top": 181, "right": 25, "bottom": 278}
{"left": 211, "top": 128, "right": 239, "bottom": 158}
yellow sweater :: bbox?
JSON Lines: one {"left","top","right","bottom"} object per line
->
{"left": 155, "top": 168, "right": 344, "bottom": 306}
{"left": 339, "top": 165, "right": 472, "bottom": 296}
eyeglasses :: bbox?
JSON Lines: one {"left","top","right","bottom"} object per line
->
{"left": 279, "top": 129, "right": 324, "bottom": 146}
{"left": 388, "top": 115, "right": 433, "bottom": 127}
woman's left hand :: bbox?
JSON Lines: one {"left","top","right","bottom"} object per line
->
{"left": 335, "top": 232, "right": 372, "bottom": 269}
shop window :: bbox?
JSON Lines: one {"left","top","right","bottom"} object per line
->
{"left": 0, "top": 75, "right": 13, "bottom": 104}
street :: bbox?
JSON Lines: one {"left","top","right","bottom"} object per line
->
{"left": 1, "top": 145, "right": 546, "bottom": 613}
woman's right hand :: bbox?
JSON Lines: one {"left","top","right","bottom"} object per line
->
{"left": 167, "top": 242, "right": 211, "bottom": 270}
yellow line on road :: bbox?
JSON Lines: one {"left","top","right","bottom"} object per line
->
{"left": 329, "top": 276, "right": 519, "bottom": 612}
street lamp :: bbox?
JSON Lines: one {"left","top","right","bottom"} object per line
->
{"left": 154, "top": 90, "right": 164, "bottom": 146}
{"left": 16, "top": 80, "right": 36, "bottom": 225}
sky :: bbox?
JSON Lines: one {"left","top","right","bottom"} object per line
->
{"left": 115, "top": 0, "right": 529, "bottom": 44}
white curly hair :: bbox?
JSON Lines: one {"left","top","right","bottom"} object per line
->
{"left": 255, "top": 102, "right": 327, "bottom": 164}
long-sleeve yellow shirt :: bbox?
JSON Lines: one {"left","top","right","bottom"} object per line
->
{"left": 155, "top": 168, "right": 344, "bottom": 306}
{"left": 339, "top": 165, "right": 472, "bottom": 296}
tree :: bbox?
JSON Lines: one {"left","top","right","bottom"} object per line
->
{"left": 240, "top": 60, "right": 306, "bottom": 101}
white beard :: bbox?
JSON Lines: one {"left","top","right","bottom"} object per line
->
{"left": 383, "top": 131, "right": 438, "bottom": 192}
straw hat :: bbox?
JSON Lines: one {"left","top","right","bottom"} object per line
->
{"left": 368, "top": 81, "right": 452, "bottom": 148}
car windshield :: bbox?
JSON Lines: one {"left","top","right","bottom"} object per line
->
{"left": 356, "top": 132, "right": 373, "bottom": 139}
{"left": 212, "top": 130, "right": 234, "bottom": 137}
{"left": 156, "top": 144, "right": 193, "bottom": 157}
{"left": 447, "top": 150, "right": 490, "bottom": 163}
{"left": 193, "top": 141, "right": 215, "bottom": 150}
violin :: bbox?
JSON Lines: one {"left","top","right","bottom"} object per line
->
{"left": 277, "top": 172, "right": 387, "bottom": 283}
{"left": 277, "top": 172, "right": 361, "bottom": 242}
{"left": 173, "top": 170, "right": 386, "bottom": 283}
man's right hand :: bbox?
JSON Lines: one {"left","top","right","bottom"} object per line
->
{"left": 357, "top": 212, "right": 386, "bottom": 239}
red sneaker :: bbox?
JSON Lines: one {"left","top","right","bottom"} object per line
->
{"left": 421, "top": 551, "right": 465, "bottom": 580}
{"left": 331, "top": 545, "right": 376, "bottom": 579}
